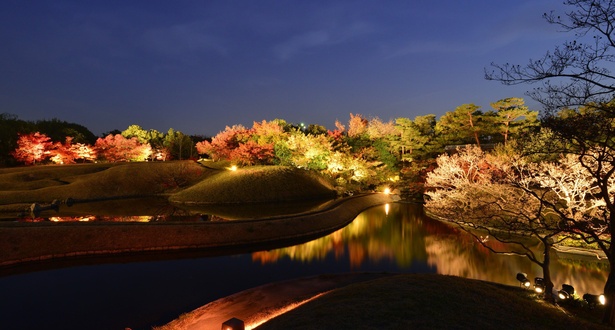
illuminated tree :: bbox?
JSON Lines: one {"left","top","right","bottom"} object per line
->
{"left": 326, "top": 150, "right": 373, "bottom": 191}
{"left": 230, "top": 140, "right": 275, "bottom": 165}
{"left": 347, "top": 113, "right": 368, "bottom": 138}
{"left": 394, "top": 115, "right": 437, "bottom": 161}
{"left": 11, "top": 132, "right": 53, "bottom": 165}
{"left": 49, "top": 137, "right": 78, "bottom": 164}
{"left": 48, "top": 138, "right": 96, "bottom": 164}
{"left": 366, "top": 117, "right": 397, "bottom": 140}
{"left": 71, "top": 142, "right": 97, "bottom": 162}
{"left": 425, "top": 146, "right": 569, "bottom": 302}
{"left": 490, "top": 98, "right": 539, "bottom": 144}
{"left": 251, "top": 120, "right": 286, "bottom": 145}
{"left": 275, "top": 130, "right": 332, "bottom": 170}
{"left": 197, "top": 121, "right": 286, "bottom": 165}
{"left": 120, "top": 125, "right": 168, "bottom": 159}
{"left": 94, "top": 134, "right": 151, "bottom": 162}
{"left": 305, "top": 124, "right": 328, "bottom": 135}
{"left": 435, "top": 104, "right": 487, "bottom": 147}
{"left": 198, "top": 116, "right": 401, "bottom": 191}
{"left": 196, "top": 125, "right": 247, "bottom": 161}
{"left": 163, "top": 128, "right": 195, "bottom": 160}
{"left": 334, "top": 119, "right": 345, "bottom": 133}
{"left": 121, "top": 125, "right": 150, "bottom": 144}
{"left": 486, "top": 1, "right": 615, "bottom": 322}
{"left": 227, "top": 120, "right": 286, "bottom": 165}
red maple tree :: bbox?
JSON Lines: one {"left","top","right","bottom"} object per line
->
{"left": 11, "top": 132, "right": 53, "bottom": 165}
{"left": 95, "top": 134, "right": 152, "bottom": 162}
{"left": 196, "top": 125, "right": 247, "bottom": 160}
{"left": 229, "top": 140, "right": 275, "bottom": 165}
{"left": 49, "top": 137, "right": 78, "bottom": 164}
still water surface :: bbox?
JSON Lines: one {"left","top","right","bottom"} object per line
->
{"left": 0, "top": 202, "right": 609, "bottom": 330}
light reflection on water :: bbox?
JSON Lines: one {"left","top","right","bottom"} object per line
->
{"left": 0, "top": 202, "right": 609, "bottom": 330}
{"left": 17, "top": 214, "right": 210, "bottom": 222}
{"left": 253, "top": 202, "right": 609, "bottom": 295}
{"left": 9, "top": 196, "right": 338, "bottom": 222}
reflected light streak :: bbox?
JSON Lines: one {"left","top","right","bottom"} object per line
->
{"left": 245, "top": 291, "right": 331, "bottom": 329}
{"left": 22, "top": 215, "right": 162, "bottom": 222}
{"left": 385, "top": 203, "right": 390, "bottom": 215}
{"left": 250, "top": 203, "right": 608, "bottom": 294}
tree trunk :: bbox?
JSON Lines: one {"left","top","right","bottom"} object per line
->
{"left": 602, "top": 209, "right": 615, "bottom": 325}
{"left": 543, "top": 242, "right": 555, "bottom": 303}
{"left": 467, "top": 112, "right": 481, "bottom": 147}
{"left": 602, "top": 258, "right": 615, "bottom": 324}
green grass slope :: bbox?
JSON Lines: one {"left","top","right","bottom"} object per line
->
{"left": 0, "top": 161, "right": 207, "bottom": 205}
{"left": 169, "top": 165, "right": 337, "bottom": 204}
{"left": 257, "top": 274, "right": 609, "bottom": 329}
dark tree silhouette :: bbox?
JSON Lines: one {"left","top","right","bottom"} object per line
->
{"left": 486, "top": 0, "right": 615, "bottom": 112}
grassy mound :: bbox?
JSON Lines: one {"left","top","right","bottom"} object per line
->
{"left": 169, "top": 165, "right": 337, "bottom": 204}
{"left": 0, "top": 161, "right": 207, "bottom": 205}
{"left": 257, "top": 274, "right": 608, "bottom": 329}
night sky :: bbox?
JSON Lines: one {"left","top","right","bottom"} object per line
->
{"left": 1, "top": 0, "right": 567, "bottom": 137}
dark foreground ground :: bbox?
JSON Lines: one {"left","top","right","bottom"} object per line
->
{"left": 158, "top": 273, "right": 610, "bottom": 330}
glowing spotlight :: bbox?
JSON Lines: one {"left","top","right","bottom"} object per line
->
{"left": 583, "top": 293, "right": 606, "bottom": 308}
{"left": 228, "top": 165, "right": 238, "bottom": 171}
{"left": 516, "top": 273, "right": 531, "bottom": 288}
{"left": 558, "top": 284, "right": 575, "bottom": 301}
{"left": 383, "top": 187, "right": 391, "bottom": 195}
{"left": 534, "top": 277, "right": 545, "bottom": 293}
{"left": 558, "top": 290, "right": 570, "bottom": 300}
{"left": 222, "top": 317, "right": 244, "bottom": 330}
{"left": 562, "top": 284, "right": 575, "bottom": 295}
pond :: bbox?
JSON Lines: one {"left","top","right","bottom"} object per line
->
{"left": 0, "top": 202, "right": 609, "bottom": 330}
{"left": 8, "top": 197, "right": 339, "bottom": 222}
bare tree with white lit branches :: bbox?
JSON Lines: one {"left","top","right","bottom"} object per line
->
{"left": 486, "top": 0, "right": 615, "bottom": 324}
{"left": 425, "top": 146, "right": 570, "bottom": 302}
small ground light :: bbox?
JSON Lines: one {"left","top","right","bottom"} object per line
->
{"left": 383, "top": 187, "right": 391, "bottom": 194}
{"left": 222, "top": 317, "right": 244, "bottom": 330}
{"left": 558, "top": 284, "right": 575, "bottom": 301}
{"left": 516, "top": 273, "right": 531, "bottom": 288}
{"left": 534, "top": 277, "right": 545, "bottom": 293}
{"left": 229, "top": 165, "right": 238, "bottom": 171}
{"left": 583, "top": 293, "right": 606, "bottom": 309}
{"left": 562, "top": 284, "right": 575, "bottom": 295}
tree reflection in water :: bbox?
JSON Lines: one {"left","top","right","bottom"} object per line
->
{"left": 252, "top": 202, "right": 608, "bottom": 295}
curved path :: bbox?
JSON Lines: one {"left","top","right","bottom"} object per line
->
{"left": 0, "top": 193, "right": 397, "bottom": 268}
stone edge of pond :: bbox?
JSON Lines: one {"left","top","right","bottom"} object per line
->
{"left": 0, "top": 193, "right": 398, "bottom": 268}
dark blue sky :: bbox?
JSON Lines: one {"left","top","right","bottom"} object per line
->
{"left": 1, "top": 0, "right": 567, "bottom": 136}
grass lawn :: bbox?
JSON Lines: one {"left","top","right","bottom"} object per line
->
{"left": 256, "top": 274, "right": 610, "bottom": 329}
{"left": 0, "top": 161, "right": 208, "bottom": 207}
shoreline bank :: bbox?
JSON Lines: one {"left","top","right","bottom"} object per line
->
{"left": 0, "top": 193, "right": 397, "bottom": 269}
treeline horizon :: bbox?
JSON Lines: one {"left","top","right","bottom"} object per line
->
{"left": 1, "top": 96, "right": 538, "bottom": 167}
